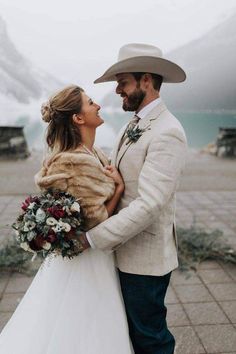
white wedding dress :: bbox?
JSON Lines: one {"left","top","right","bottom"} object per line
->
{"left": 0, "top": 249, "right": 133, "bottom": 354}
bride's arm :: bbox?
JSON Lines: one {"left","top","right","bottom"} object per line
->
{"left": 104, "top": 165, "right": 124, "bottom": 217}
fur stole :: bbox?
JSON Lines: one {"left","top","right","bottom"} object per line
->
{"left": 35, "top": 147, "right": 115, "bottom": 230}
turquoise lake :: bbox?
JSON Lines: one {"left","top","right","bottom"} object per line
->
{"left": 20, "top": 111, "right": 236, "bottom": 150}
{"left": 176, "top": 112, "right": 236, "bottom": 148}
{"left": 103, "top": 111, "right": 236, "bottom": 149}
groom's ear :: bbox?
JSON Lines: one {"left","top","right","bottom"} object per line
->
{"left": 72, "top": 114, "right": 85, "bottom": 125}
{"left": 141, "top": 73, "right": 152, "bottom": 88}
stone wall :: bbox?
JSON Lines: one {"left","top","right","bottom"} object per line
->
{"left": 216, "top": 127, "right": 236, "bottom": 158}
{"left": 0, "top": 126, "right": 29, "bottom": 160}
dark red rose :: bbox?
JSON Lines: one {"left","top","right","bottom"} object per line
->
{"left": 47, "top": 206, "right": 65, "bottom": 218}
{"left": 21, "top": 203, "right": 28, "bottom": 211}
{"left": 29, "top": 235, "right": 45, "bottom": 251}
{"left": 31, "top": 196, "right": 39, "bottom": 203}
{"left": 21, "top": 196, "right": 39, "bottom": 211}
{"left": 46, "top": 230, "right": 57, "bottom": 243}
{"left": 21, "top": 196, "right": 31, "bottom": 211}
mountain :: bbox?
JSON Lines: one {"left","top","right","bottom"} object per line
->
{"left": 0, "top": 15, "right": 62, "bottom": 105}
{"left": 161, "top": 12, "right": 236, "bottom": 111}
{"left": 101, "top": 13, "right": 236, "bottom": 112}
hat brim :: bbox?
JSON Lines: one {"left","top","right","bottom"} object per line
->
{"left": 94, "top": 56, "right": 186, "bottom": 84}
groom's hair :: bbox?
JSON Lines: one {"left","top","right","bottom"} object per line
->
{"left": 132, "top": 72, "right": 163, "bottom": 91}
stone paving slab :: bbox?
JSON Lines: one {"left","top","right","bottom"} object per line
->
{"left": 221, "top": 263, "right": 236, "bottom": 282}
{"left": 174, "top": 284, "right": 215, "bottom": 303}
{"left": 219, "top": 301, "right": 236, "bottom": 324}
{"left": 4, "top": 273, "right": 34, "bottom": 293}
{"left": 166, "top": 285, "right": 179, "bottom": 304}
{"left": 183, "top": 302, "right": 230, "bottom": 325}
{"left": 167, "top": 303, "right": 190, "bottom": 326}
{"left": 171, "top": 326, "right": 206, "bottom": 354}
{"left": 0, "top": 312, "right": 12, "bottom": 332}
{"left": 197, "top": 268, "right": 233, "bottom": 284}
{"left": 171, "top": 270, "right": 202, "bottom": 285}
{"left": 0, "top": 292, "right": 25, "bottom": 312}
{"left": 195, "top": 324, "right": 236, "bottom": 353}
{"left": 206, "top": 283, "right": 236, "bottom": 302}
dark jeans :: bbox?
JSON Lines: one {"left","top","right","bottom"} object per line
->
{"left": 118, "top": 270, "right": 175, "bottom": 354}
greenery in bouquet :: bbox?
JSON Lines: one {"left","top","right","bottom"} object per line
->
{"left": 12, "top": 190, "right": 84, "bottom": 259}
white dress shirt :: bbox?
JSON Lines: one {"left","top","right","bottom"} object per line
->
{"left": 87, "top": 96, "right": 162, "bottom": 248}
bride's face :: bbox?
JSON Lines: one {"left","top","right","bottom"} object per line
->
{"left": 79, "top": 92, "right": 104, "bottom": 128}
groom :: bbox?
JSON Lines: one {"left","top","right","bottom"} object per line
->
{"left": 80, "top": 43, "right": 187, "bottom": 353}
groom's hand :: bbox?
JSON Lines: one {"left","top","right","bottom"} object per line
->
{"left": 78, "top": 233, "right": 91, "bottom": 251}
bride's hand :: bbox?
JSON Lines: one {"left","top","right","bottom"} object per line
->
{"left": 104, "top": 166, "right": 125, "bottom": 216}
{"left": 104, "top": 165, "right": 124, "bottom": 190}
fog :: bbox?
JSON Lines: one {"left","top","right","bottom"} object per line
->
{"left": 0, "top": 0, "right": 236, "bottom": 100}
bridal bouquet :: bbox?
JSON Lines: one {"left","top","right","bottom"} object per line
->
{"left": 12, "top": 190, "right": 84, "bottom": 259}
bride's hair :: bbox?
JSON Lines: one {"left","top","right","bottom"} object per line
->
{"left": 41, "top": 85, "right": 84, "bottom": 155}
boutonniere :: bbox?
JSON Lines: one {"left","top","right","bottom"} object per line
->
{"left": 126, "top": 125, "right": 150, "bottom": 145}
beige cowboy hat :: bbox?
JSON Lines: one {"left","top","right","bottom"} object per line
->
{"left": 94, "top": 43, "right": 186, "bottom": 84}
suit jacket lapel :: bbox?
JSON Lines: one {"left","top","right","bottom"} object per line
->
{"left": 111, "top": 123, "right": 129, "bottom": 166}
{"left": 116, "top": 135, "right": 133, "bottom": 168}
{"left": 115, "top": 101, "right": 167, "bottom": 168}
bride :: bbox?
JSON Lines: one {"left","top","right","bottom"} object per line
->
{"left": 0, "top": 85, "right": 133, "bottom": 354}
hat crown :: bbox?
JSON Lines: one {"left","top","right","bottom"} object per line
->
{"left": 118, "top": 43, "right": 163, "bottom": 61}
{"left": 94, "top": 42, "right": 186, "bottom": 84}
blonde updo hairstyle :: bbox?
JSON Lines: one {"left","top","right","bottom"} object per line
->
{"left": 41, "top": 85, "right": 84, "bottom": 155}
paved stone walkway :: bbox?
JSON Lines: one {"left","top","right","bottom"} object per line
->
{"left": 0, "top": 191, "right": 236, "bottom": 353}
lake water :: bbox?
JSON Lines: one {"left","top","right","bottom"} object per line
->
{"left": 102, "top": 111, "right": 236, "bottom": 149}
{"left": 176, "top": 112, "right": 236, "bottom": 148}
{"left": 19, "top": 111, "right": 236, "bottom": 150}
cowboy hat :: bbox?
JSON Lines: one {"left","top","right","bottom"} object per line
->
{"left": 94, "top": 43, "right": 186, "bottom": 84}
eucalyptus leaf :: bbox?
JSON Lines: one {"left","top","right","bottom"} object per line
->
{"left": 27, "top": 231, "right": 37, "bottom": 241}
{"left": 35, "top": 208, "right": 46, "bottom": 223}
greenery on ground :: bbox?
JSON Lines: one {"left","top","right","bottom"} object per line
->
{"left": 177, "top": 226, "right": 236, "bottom": 271}
{"left": 0, "top": 226, "right": 235, "bottom": 274}
{"left": 0, "top": 241, "right": 42, "bottom": 274}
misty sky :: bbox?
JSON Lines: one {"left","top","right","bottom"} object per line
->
{"left": 0, "top": 0, "right": 236, "bottom": 100}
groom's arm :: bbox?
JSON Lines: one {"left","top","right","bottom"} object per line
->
{"left": 83, "top": 128, "right": 187, "bottom": 251}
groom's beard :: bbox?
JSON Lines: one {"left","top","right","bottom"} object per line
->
{"left": 121, "top": 88, "right": 146, "bottom": 112}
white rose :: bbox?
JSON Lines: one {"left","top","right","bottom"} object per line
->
{"left": 23, "top": 221, "right": 36, "bottom": 232}
{"left": 63, "top": 206, "right": 72, "bottom": 216}
{"left": 63, "top": 223, "right": 71, "bottom": 232}
{"left": 42, "top": 242, "right": 52, "bottom": 250}
{"left": 20, "top": 242, "right": 30, "bottom": 251}
{"left": 58, "top": 220, "right": 71, "bottom": 233}
{"left": 46, "top": 217, "right": 58, "bottom": 226}
{"left": 70, "top": 202, "right": 81, "bottom": 213}
{"left": 52, "top": 224, "right": 63, "bottom": 233}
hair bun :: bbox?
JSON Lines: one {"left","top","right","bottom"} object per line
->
{"left": 41, "top": 101, "right": 53, "bottom": 123}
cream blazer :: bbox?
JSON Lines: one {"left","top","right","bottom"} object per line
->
{"left": 89, "top": 102, "right": 187, "bottom": 276}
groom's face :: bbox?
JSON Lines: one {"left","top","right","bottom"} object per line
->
{"left": 115, "top": 73, "right": 146, "bottom": 112}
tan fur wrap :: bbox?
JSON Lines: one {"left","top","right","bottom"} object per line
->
{"left": 35, "top": 147, "right": 115, "bottom": 230}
